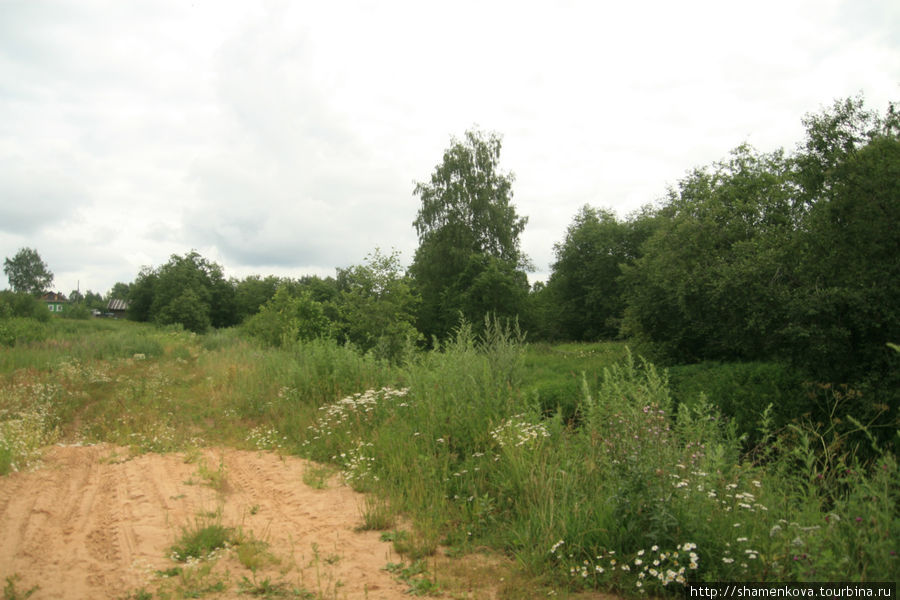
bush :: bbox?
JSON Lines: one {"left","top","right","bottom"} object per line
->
{"left": 0, "top": 317, "right": 50, "bottom": 347}
{"left": 242, "top": 288, "right": 333, "bottom": 347}
{"left": 668, "top": 361, "right": 806, "bottom": 447}
{"left": 0, "top": 291, "right": 50, "bottom": 322}
{"left": 61, "top": 303, "right": 91, "bottom": 320}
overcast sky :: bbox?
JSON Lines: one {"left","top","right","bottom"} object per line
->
{"left": 1, "top": 0, "right": 897, "bottom": 296}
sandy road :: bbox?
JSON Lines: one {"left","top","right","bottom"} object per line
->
{"left": 0, "top": 444, "right": 412, "bottom": 599}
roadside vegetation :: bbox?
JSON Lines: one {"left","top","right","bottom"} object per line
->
{"left": 0, "top": 319, "right": 896, "bottom": 595}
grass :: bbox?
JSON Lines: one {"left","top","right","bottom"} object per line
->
{"left": 169, "top": 515, "right": 237, "bottom": 562}
{"left": 2, "top": 316, "right": 897, "bottom": 595}
{"left": 2, "top": 575, "right": 38, "bottom": 600}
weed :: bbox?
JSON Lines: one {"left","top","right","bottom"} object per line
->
{"left": 237, "top": 575, "right": 308, "bottom": 597}
{"left": 2, "top": 575, "right": 38, "bottom": 600}
{"left": 195, "top": 455, "right": 228, "bottom": 492}
{"left": 119, "top": 588, "right": 153, "bottom": 600}
{"left": 169, "top": 514, "right": 236, "bottom": 562}
{"left": 301, "top": 464, "right": 334, "bottom": 490}
{"left": 384, "top": 560, "right": 440, "bottom": 596}
{"left": 358, "top": 494, "right": 395, "bottom": 531}
{"left": 237, "top": 538, "right": 279, "bottom": 572}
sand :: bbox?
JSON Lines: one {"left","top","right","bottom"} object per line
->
{"left": 0, "top": 444, "right": 417, "bottom": 599}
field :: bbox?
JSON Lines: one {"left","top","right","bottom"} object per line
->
{"left": 0, "top": 319, "right": 896, "bottom": 598}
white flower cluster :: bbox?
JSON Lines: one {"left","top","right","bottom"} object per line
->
{"left": 246, "top": 425, "right": 286, "bottom": 450}
{"left": 334, "top": 440, "right": 377, "bottom": 485}
{"left": 129, "top": 421, "right": 177, "bottom": 453}
{"left": 303, "top": 386, "right": 409, "bottom": 445}
{"left": 490, "top": 414, "right": 550, "bottom": 449}
{"left": 555, "top": 542, "right": 699, "bottom": 589}
{"left": 0, "top": 386, "right": 60, "bottom": 472}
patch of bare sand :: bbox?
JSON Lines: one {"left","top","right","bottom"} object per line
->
{"left": 0, "top": 445, "right": 415, "bottom": 599}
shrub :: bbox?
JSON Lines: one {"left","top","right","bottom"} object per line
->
{"left": 668, "top": 361, "right": 806, "bottom": 447}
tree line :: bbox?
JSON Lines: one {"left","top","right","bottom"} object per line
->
{"left": 5, "top": 96, "right": 897, "bottom": 395}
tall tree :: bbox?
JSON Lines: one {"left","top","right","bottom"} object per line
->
{"left": 127, "top": 251, "right": 237, "bottom": 332}
{"left": 409, "top": 128, "right": 530, "bottom": 339}
{"left": 3, "top": 247, "right": 54, "bottom": 295}
{"left": 334, "top": 248, "right": 420, "bottom": 361}
{"left": 620, "top": 144, "right": 794, "bottom": 362}
{"left": 546, "top": 206, "right": 633, "bottom": 340}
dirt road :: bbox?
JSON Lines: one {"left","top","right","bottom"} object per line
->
{"left": 0, "top": 445, "right": 415, "bottom": 599}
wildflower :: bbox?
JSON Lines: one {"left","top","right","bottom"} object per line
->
{"left": 723, "top": 557, "right": 734, "bottom": 564}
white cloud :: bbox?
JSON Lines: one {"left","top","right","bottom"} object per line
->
{"left": 0, "top": 0, "right": 897, "bottom": 293}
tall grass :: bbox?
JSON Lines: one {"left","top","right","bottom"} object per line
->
{"left": 296, "top": 330, "right": 899, "bottom": 590}
{"left": 1, "top": 316, "right": 896, "bottom": 590}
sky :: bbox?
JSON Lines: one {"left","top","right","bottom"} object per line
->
{"left": 1, "top": 0, "right": 898, "bottom": 296}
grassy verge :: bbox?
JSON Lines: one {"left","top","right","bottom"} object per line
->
{"left": 1, "top": 316, "right": 896, "bottom": 594}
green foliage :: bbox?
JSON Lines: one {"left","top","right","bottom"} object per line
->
{"left": 613, "top": 98, "right": 899, "bottom": 456}
{"left": 668, "top": 361, "right": 806, "bottom": 447}
{"left": 157, "top": 287, "right": 211, "bottom": 333}
{"left": 3, "top": 248, "right": 53, "bottom": 295}
{"left": 0, "top": 318, "right": 50, "bottom": 348}
{"left": 242, "top": 287, "right": 332, "bottom": 347}
{"left": 0, "top": 291, "right": 50, "bottom": 322}
{"left": 620, "top": 143, "right": 794, "bottom": 363}
{"left": 127, "top": 251, "right": 236, "bottom": 332}
{"left": 169, "top": 516, "right": 237, "bottom": 562}
{"left": 334, "top": 248, "right": 420, "bottom": 362}
{"left": 233, "top": 274, "right": 280, "bottom": 323}
{"left": 410, "top": 128, "right": 530, "bottom": 340}
{"left": 438, "top": 253, "right": 530, "bottom": 335}
{"left": 2, "top": 575, "right": 39, "bottom": 600}
{"left": 544, "top": 205, "right": 652, "bottom": 340}
{"left": 784, "top": 132, "right": 900, "bottom": 383}
{"left": 60, "top": 302, "right": 91, "bottom": 320}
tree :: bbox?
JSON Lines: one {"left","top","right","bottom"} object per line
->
{"left": 334, "top": 248, "right": 420, "bottom": 361}
{"left": 784, "top": 126, "right": 900, "bottom": 382}
{"left": 409, "top": 128, "right": 530, "bottom": 340}
{"left": 127, "top": 251, "right": 238, "bottom": 332}
{"left": 233, "top": 274, "right": 281, "bottom": 323}
{"left": 620, "top": 144, "right": 794, "bottom": 362}
{"left": 242, "top": 287, "right": 332, "bottom": 347}
{"left": 546, "top": 206, "right": 631, "bottom": 340}
{"left": 107, "top": 282, "right": 131, "bottom": 300}
{"left": 3, "top": 248, "right": 54, "bottom": 295}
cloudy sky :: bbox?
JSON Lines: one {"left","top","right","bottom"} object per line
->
{"left": 1, "top": 0, "right": 897, "bottom": 296}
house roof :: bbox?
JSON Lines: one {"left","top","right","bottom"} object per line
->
{"left": 108, "top": 298, "right": 128, "bottom": 311}
{"left": 41, "top": 292, "right": 68, "bottom": 302}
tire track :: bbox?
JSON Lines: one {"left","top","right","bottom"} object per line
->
{"left": 0, "top": 445, "right": 411, "bottom": 599}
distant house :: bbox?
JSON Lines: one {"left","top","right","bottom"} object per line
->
{"left": 107, "top": 298, "right": 128, "bottom": 318}
{"left": 41, "top": 291, "right": 68, "bottom": 313}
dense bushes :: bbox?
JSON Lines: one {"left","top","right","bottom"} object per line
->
{"left": 295, "top": 334, "right": 899, "bottom": 588}
{"left": 536, "top": 98, "right": 899, "bottom": 454}
{"left": 668, "top": 361, "right": 806, "bottom": 446}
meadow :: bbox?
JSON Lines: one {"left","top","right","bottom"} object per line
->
{"left": 0, "top": 318, "right": 897, "bottom": 597}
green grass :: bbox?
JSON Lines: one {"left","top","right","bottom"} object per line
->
{"left": 1, "top": 317, "right": 896, "bottom": 593}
